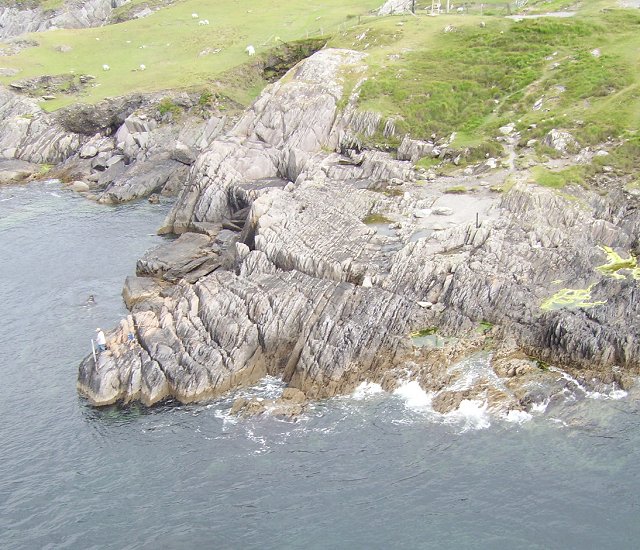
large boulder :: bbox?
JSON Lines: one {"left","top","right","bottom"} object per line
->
{"left": 543, "top": 129, "right": 579, "bottom": 154}
{"left": 0, "top": 158, "right": 39, "bottom": 184}
{"left": 377, "top": 0, "right": 414, "bottom": 16}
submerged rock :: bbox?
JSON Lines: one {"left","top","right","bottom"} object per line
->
{"left": 0, "top": 158, "right": 39, "bottom": 184}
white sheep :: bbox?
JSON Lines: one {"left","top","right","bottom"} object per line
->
{"left": 198, "top": 19, "right": 209, "bottom": 25}
{"left": 246, "top": 44, "right": 255, "bottom": 56}
{"left": 102, "top": 64, "right": 110, "bottom": 71}
{"left": 139, "top": 64, "right": 146, "bottom": 71}
{"left": 191, "top": 13, "right": 198, "bottom": 18}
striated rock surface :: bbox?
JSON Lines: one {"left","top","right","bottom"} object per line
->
{"left": 0, "top": 0, "right": 130, "bottom": 40}
{"left": 78, "top": 48, "right": 639, "bottom": 414}
{"left": 161, "top": 48, "right": 369, "bottom": 234}
{"left": 377, "top": 0, "right": 414, "bottom": 16}
{"left": 0, "top": 87, "right": 85, "bottom": 164}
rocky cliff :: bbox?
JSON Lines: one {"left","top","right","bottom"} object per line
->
{"left": 0, "top": 83, "right": 230, "bottom": 193}
{"left": 77, "top": 48, "right": 639, "bottom": 414}
{"left": 0, "top": 86, "right": 84, "bottom": 164}
{"left": 0, "top": 0, "right": 131, "bottom": 40}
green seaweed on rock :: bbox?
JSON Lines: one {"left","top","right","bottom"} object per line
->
{"left": 362, "top": 213, "right": 392, "bottom": 225}
{"left": 410, "top": 327, "right": 438, "bottom": 338}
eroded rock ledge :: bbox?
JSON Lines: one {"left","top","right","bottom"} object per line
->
{"left": 0, "top": 0, "right": 138, "bottom": 40}
{"left": 77, "top": 48, "right": 639, "bottom": 414}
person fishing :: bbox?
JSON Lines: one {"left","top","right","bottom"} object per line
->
{"left": 95, "top": 328, "right": 107, "bottom": 352}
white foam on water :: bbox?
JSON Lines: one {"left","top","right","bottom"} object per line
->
{"left": 393, "top": 380, "right": 433, "bottom": 411}
{"left": 550, "top": 366, "right": 628, "bottom": 401}
{"left": 351, "top": 381, "right": 384, "bottom": 400}
{"left": 502, "top": 409, "right": 533, "bottom": 424}
{"left": 447, "top": 353, "right": 505, "bottom": 393}
{"left": 234, "top": 375, "right": 286, "bottom": 401}
{"left": 213, "top": 408, "right": 237, "bottom": 426}
{"left": 586, "top": 388, "right": 628, "bottom": 400}
{"left": 531, "top": 398, "right": 550, "bottom": 413}
{"left": 609, "top": 389, "right": 628, "bottom": 400}
{"left": 245, "top": 428, "right": 270, "bottom": 454}
{"left": 445, "top": 399, "right": 491, "bottom": 432}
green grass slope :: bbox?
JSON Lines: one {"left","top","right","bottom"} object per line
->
{"left": 0, "top": 0, "right": 381, "bottom": 109}
{"left": 2, "top": 0, "right": 639, "bottom": 187}
{"left": 328, "top": 1, "right": 640, "bottom": 181}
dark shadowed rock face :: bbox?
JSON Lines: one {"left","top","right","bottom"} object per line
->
{"left": 78, "top": 48, "right": 639, "bottom": 412}
{"left": 57, "top": 95, "right": 149, "bottom": 136}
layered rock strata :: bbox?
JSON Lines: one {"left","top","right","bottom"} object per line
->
{"left": 0, "top": 86, "right": 227, "bottom": 198}
{"left": 78, "top": 48, "right": 639, "bottom": 413}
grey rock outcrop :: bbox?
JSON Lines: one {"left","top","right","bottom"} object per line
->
{"left": 161, "top": 48, "right": 369, "bottom": 234}
{"left": 78, "top": 264, "right": 421, "bottom": 406}
{"left": 0, "top": 158, "right": 39, "bottom": 184}
{"left": 397, "top": 135, "right": 435, "bottom": 162}
{"left": 122, "top": 276, "right": 165, "bottom": 309}
{"left": 543, "top": 129, "right": 578, "bottom": 154}
{"left": 97, "top": 156, "right": 189, "bottom": 204}
{"left": 0, "top": 87, "right": 84, "bottom": 163}
{"left": 377, "top": 0, "right": 414, "bottom": 16}
{"left": 48, "top": 93, "right": 229, "bottom": 198}
{"left": 78, "top": 48, "right": 639, "bottom": 412}
{"left": 0, "top": 0, "right": 130, "bottom": 40}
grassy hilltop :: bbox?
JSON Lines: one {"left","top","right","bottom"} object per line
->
{"left": 0, "top": 0, "right": 638, "bottom": 184}
{"left": 329, "top": 0, "right": 640, "bottom": 186}
{"left": 0, "top": 0, "right": 382, "bottom": 109}
{"left": 333, "top": 2, "right": 640, "bottom": 140}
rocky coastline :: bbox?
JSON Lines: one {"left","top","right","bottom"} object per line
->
{"left": 0, "top": 5, "right": 638, "bottom": 419}
{"left": 65, "top": 48, "right": 637, "bottom": 416}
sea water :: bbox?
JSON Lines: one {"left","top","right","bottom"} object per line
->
{"left": 1, "top": 182, "right": 639, "bottom": 549}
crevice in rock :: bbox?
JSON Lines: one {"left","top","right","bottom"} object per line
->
{"left": 261, "top": 39, "right": 328, "bottom": 82}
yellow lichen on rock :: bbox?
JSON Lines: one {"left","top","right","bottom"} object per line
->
{"left": 541, "top": 286, "right": 607, "bottom": 311}
{"left": 596, "top": 246, "right": 638, "bottom": 280}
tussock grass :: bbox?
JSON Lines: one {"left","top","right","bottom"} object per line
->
{"left": 531, "top": 165, "right": 584, "bottom": 189}
{"left": 326, "top": 2, "right": 640, "bottom": 184}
